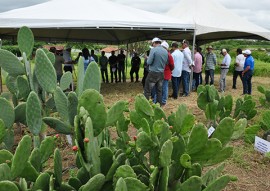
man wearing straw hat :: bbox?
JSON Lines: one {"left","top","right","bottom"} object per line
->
{"left": 205, "top": 45, "right": 217, "bottom": 85}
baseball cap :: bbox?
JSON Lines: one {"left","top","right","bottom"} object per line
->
{"left": 206, "top": 45, "right": 213, "bottom": 49}
{"left": 152, "top": 37, "right": 162, "bottom": 43}
{"left": 243, "top": 49, "right": 251, "bottom": 55}
{"left": 161, "top": 41, "right": 169, "bottom": 49}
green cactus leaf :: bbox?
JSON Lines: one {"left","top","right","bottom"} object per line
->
{"left": 54, "top": 148, "right": 62, "bottom": 186}
{"left": 135, "top": 94, "right": 154, "bottom": 117}
{"left": 154, "top": 106, "right": 166, "bottom": 121}
{"left": 14, "top": 103, "right": 27, "bottom": 125}
{"left": 29, "top": 148, "right": 41, "bottom": 172}
{"left": 197, "top": 84, "right": 205, "bottom": 95}
{"left": 67, "top": 92, "right": 78, "bottom": 126}
{"left": 115, "top": 177, "right": 128, "bottom": 191}
{"left": 43, "top": 117, "right": 72, "bottom": 134}
{"left": 124, "top": 177, "right": 148, "bottom": 191}
{"left": 5, "top": 75, "right": 17, "bottom": 94}
{"left": 202, "top": 163, "right": 225, "bottom": 186}
{"left": 203, "top": 175, "right": 232, "bottom": 191}
{"left": 82, "top": 174, "right": 105, "bottom": 191}
{"left": 26, "top": 91, "right": 42, "bottom": 135}
{"left": 187, "top": 123, "right": 208, "bottom": 155}
{"left": 100, "top": 147, "right": 113, "bottom": 175}
{"left": 78, "top": 89, "right": 107, "bottom": 136}
{"left": 206, "top": 147, "right": 233, "bottom": 166}
{"left": 83, "top": 61, "right": 101, "bottom": 92}
{"left": 0, "top": 150, "right": 13, "bottom": 164}
{"left": 68, "top": 177, "right": 82, "bottom": 191}
{"left": 76, "top": 57, "right": 85, "bottom": 97}
{"left": 105, "top": 153, "right": 126, "bottom": 181}
{"left": 224, "top": 95, "right": 233, "bottom": 111}
{"left": 172, "top": 135, "right": 186, "bottom": 162}
{"left": 113, "top": 165, "right": 137, "bottom": 186}
{"left": 33, "top": 173, "right": 51, "bottom": 191}
{"left": 159, "top": 166, "right": 169, "bottom": 191}
{"left": 205, "top": 100, "right": 218, "bottom": 121}
{"left": 17, "top": 26, "right": 34, "bottom": 58}
{"left": 54, "top": 87, "right": 69, "bottom": 122}
{"left": 149, "top": 167, "right": 159, "bottom": 190}
{"left": 106, "top": 100, "right": 128, "bottom": 127}
{"left": 0, "top": 181, "right": 19, "bottom": 191}
{"left": 39, "top": 136, "right": 55, "bottom": 164}
{"left": 246, "top": 109, "right": 257, "bottom": 120}
{"left": 0, "top": 119, "right": 6, "bottom": 143}
{"left": 116, "top": 114, "right": 130, "bottom": 133}
{"left": 212, "top": 117, "right": 234, "bottom": 146}
{"left": 132, "top": 165, "right": 149, "bottom": 178}
{"left": 16, "top": 76, "right": 30, "bottom": 101}
{"left": 265, "top": 90, "right": 270, "bottom": 102}
{"left": 20, "top": 161, "right": 39, "bottom": 182}
{"left": 0, "top": 97, "right": 15, "bottom": 128}
{"left": 180, "top": 153, "right": 192, "bottom": 168}
{"left": 60, "top": 71, "right": 73, "bottom": 91}
{"left": 35, "top": 49, "right": 57, "bottom": 93}
{"left": 11, "top": 135, "right": 32, "bottom": 179}
{"left": 159, "top": 139, "right": 173, "bottom": 167}
{"left": 0, "top": 49, "right": 25, "bottom": 76}
{"left": 0, "top": 163, "right": 11, "bottom": 181}
{"left": 186, "top": 163, "right": 202, "bottom": 178}
{"left": 178, "top": 176, "right": 202, "bottom": 191}
{"left": 233, "top": 98, "right": 242, "bottom": 118}
{"left": 244, "top": 125, "right": 261, "bottom": 143}
{"left": 136, "top": 131, "right": 156, "bottom": 153}
{"left": 3, "top": 129, "right": 14, "bottom": 151}
{"left": 129, "top": 111, "right": 144, "bottom": 129}
{"left": 174, "top": 105, "right": 195, "bottom": 135}
{"left": 197, "top": 92, "right": 208, "bottom": 110}
{"left": 240, "top": 99, "right": 254, "bottom": 113}
{"left": 232, "top": 118, "right": 247, "bottom": 140}
{"left": 257, "top": 86, "right": 265, "bottom": 94}
{"left": 46, "top": 52, "right": 55, "bottom": 65}
{"left": 261, "top": 111, "right": 270, "bottom": 130}
{"left": 77, "top": 167, "right": 90, "bottom": 185}
{"left": 190, "top": 138, "right": 222, "bottom": 164}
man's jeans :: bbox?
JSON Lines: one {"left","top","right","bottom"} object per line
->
{"left": 182, "top": 70, "right": 190, "bottom": 96}
{"left": 171, "top": 76, "right": 181, "bottom": 99}
{"left": 144, "top": 71, "right": 164, "bottom": 105}
{"left": 232, "top": 70, "right": 243, "bottom": 88}
{"left": 243, "top": 70, "right": 253, "bottom": 94}
{"left": 205, "top": 69, "right": 214, "bottom": 85}
{"left": 162, "top": 80, "right": 169, "bottom": 105}
{"left": 219, "top": 69, "right": 229, "bottom": 92}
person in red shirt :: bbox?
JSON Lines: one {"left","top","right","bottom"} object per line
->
{"left": 161, "top": 41, "right": 174, "bottom": 106}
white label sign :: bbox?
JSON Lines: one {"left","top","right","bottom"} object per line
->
{"left": 208, "top": 126, "right": 215, "bottom": 137}
{"left": 254, "top": 136, "right": 270, "bottom": 154}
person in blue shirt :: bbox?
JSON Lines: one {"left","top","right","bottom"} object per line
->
{"left": 242, "top": 49, "right": 254, "bottom": 95}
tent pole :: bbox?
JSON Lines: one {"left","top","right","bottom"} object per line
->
{"left": 126, "top": 43, "right": 129, "bottom": 82}
{"left": 189, "top": 28, "right": 196, "bottom": 93}
{"left": 0, "top": 38, "right": 2, "bottom": 93}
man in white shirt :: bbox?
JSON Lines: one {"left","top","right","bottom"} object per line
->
{"left": 181, "top": 39, "right": 193, "bottom": 97}
{"left": 219, "top": 49, "right": 231, "bottom": 92}
{"left": 232, "top": 48, "right": 245, "bottom": 89}
{"left": 63, "top": 46, "right": 74, "bottom": 73}
{"left": 171, "top": 42, "right": 184, "bottom": 99}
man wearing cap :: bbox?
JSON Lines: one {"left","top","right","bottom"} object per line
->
{"left": 181, "top": 40, "right": 193, "bottom": 97}
{"left": 171, "top": 42, "right": 184, "bottom": 99}
{"left": 63, "top": 46, "right": 74, "bottom": 73}
{"left": 144, "top": 37, "right": 168, "bottom": 105}
{"left": 232, "top": 48, "right": 245, "bottom": 89}
{"left": 242, "top": 49, "right": 254, "bottom": 95}
{"left": 219, "top": 49, "right": 231, "bottom": 92}
{"left": 205, "top": 46, "right": 217, "bottom": 85}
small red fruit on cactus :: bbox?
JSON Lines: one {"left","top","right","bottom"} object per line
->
{"left": 133, "top": 136, "right": 137, "bottom": 141}
{"left": 72, "top": 146, "right": 78, "bottom": 151}
{"left": 55, "top": 134, "right": 60, "bottom": 138}
{"left": 84, "top": 138, "right": 89, "bottom": 143}
{"left": 169, "top": 126, "right": 173, "bottom": 129}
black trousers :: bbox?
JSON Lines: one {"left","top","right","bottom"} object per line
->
{"left": 130, "top": 67, "right": 140, "bottom": 82}
{"left": 232, "top": 70, "right": 243, "bottom": 88}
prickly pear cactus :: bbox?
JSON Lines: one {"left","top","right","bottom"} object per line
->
{"left": 17, "top": 26, "right": 34, "bottom": 58}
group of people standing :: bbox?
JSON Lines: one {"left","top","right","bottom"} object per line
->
{"left": 143, "top": 37, "right": 255, "bottom": 106}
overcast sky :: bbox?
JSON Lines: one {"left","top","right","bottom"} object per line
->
{"left": 0, "top": 0, "right": 269, "bottom": 29}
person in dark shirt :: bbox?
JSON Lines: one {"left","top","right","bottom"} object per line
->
{"left": 99, "top": 51, "right": 109, "bottom": 83}
{"left": 91, "top": 49, "right": 98, "bottom": 63}
{"left": 130, "top": 52, "right": 141, "bottom": 82}
{"left": 109, "top": 51, "right": 118, "bottom": 83}
{"left": 117, "top": 49, "right": 126, "bottom": 82}
{"left": 142, "top": 50, "right": 150, "bottom": 87}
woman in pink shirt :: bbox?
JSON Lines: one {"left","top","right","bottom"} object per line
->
{"left": 193, "top": 47, "right": 203, "bottom": 90}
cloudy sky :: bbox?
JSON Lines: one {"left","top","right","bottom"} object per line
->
{"left": 1, "top": 0, "right": 269, "bottom": 29}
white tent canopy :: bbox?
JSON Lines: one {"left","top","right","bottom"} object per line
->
{"left": 0, "top": 0, "right": 194, "bottom": 44}
{"left": 167, "top": 0, "right": 270, "bottom": 44}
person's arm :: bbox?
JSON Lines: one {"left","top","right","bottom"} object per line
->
{"left": 147, "top": 50, "right": 154, "bottom": 65}
{"left": 213, "top": 54, "right": 217, "bottom": 65}
{"left": 242, "top": 59, "right": 251, "bottom": 76}
{"left": 168, "top": 54, "right": 174, "bottom": 71}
